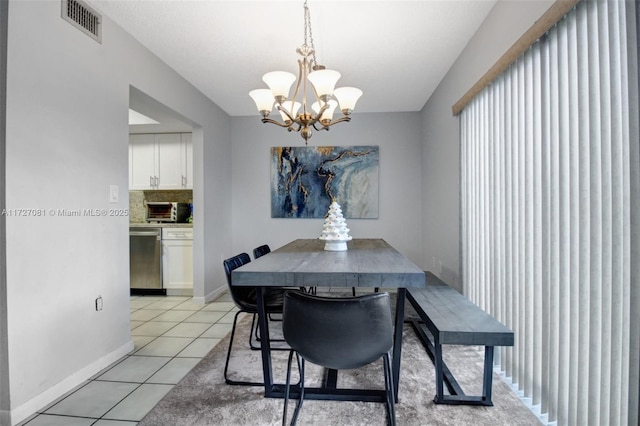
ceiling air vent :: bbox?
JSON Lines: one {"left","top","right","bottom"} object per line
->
{"left": 61, "top": 0, "right": 102, "bottom": 43}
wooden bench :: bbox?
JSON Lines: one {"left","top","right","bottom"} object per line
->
{"left": 406, "top": 272, "right": 514, "bottom": 406}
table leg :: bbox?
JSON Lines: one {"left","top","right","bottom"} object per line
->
{"left": 392, "top": 288, "right": 406, "bottom": 402}
{"left": 256, "top": 287, "right": 274, "bottom": 393}
{"left": 482, "top": 346, "right": 494, "bottom": 404}
{"left": 434, "top": 338, "right": 444, "bottom": 403}
{"left": 324, "top": 368, "right": 338, "bottom": 389}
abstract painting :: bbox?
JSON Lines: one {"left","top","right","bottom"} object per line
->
{"left": 271, "top": 146, "right": 379, "bottom": 218}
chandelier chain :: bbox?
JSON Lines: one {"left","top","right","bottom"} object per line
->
{"left": 303, "top": 0, "right": 319, "bottom": 67}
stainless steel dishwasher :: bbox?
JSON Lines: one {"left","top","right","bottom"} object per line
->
{"left": 129, "top": 227, "right": 165, "bottom": 295}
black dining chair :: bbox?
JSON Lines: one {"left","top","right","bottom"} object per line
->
{"left": 222, "top": 253, "right": 287, "bottom": 386}
{"left": 281, "top": 291, "right": 396, "bottom": 425}
{"left": 253, "top": 244, "right": 271, "bottom": 259}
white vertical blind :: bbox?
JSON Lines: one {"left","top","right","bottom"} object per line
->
{"left": 460, "top": 0, "right": 639, "bottom": 424}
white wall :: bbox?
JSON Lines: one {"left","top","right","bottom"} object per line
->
{"left": 231, "top": 112, "right": 423, "bottom": 266}
{"left": 4, "top": 1, "right": 231, "bottom": 423}
{"left": 420, "top": 0, "right": 554, "bottom": 291}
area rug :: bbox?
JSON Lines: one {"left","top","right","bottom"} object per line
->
{"left": 139, "top": 300, "right": 541, "bottom": 426}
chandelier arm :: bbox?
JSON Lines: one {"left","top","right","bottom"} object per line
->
{"left": 302, "top": 58, "right": 311, "bottom": 116}
{"left": 316, "top": 102, "right": 330, "bottom": 116}
{"left": 276, "top": 104, "right": 296, "bottom": 123}
{"left": 292, "top": 59, "right": 306, "bottom": 110}
{"left": 314, "top": 116, "right": 352, "bottom": 131}
{"left": 324, "top": 116, "right": 352, "bottom": 127}
{"left": 261, "top": 118, "right": 294, "bottom": 128}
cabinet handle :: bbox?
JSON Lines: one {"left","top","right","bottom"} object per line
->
{"left": 150, "top": 176, "right": 154, "bottom": 187}
{"left": 182, "top": 175, "right": 186, "bottom": 187}
{"left": 154, "top": 176, "right": 159, "bottom": 187}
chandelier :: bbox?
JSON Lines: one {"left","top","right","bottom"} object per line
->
{"left": 249, "top": 0, "right": 362, "bottom": 144}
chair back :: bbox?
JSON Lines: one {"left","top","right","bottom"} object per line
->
{"left": 283, "top": 291, "right": 393, "bottom": 370}
{"left": 253, "top": 244, "right": 271, "bottom": 259}
{"left": 223, "top": 253, "right": 256, "bottom": 311}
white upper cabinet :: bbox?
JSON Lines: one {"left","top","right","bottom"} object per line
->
{"left": 155, "top": 133, "right": 183, "bottom": 190}
{"left": 181, "top": 133, "right": 193, "bottom": 189}
{"left": 129, "top": 133, "right": 193, "bottom": 190}
{"left": 129, "top": 134, "right": 157, "bottom": 190}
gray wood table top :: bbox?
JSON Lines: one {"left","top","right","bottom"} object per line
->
{"left": 233, "top": 238, "right": 425, "bottom": 288}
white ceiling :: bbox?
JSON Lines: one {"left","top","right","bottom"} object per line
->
{"left": 90, "top": 0, "right": 497, "bottom": 119}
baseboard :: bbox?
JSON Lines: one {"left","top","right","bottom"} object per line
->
{"left": 193, "top": 286, "right": 225, "bottom": 305}
{"left": 166, "top": 288, "right": 193, "bottom": 296}
{"left": 10, "top": 340, "right": 134, "bottom": 426}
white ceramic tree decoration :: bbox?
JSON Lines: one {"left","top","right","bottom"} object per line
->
{"left": 319, "top": 200, "right": 352, "bottom": 251}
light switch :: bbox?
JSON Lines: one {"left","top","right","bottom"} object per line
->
{"left": 109, "top": 185, "right": 119, "bottom": 203}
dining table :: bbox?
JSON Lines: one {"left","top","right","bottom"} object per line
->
{"left": 232, "top": 238, "right": 425, "bottom": 403}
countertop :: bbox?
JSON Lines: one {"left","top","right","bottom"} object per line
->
{"left": 129, "top": 223, "right": 192, "bottom": 228}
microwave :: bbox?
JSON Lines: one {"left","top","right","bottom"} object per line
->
{"left": 146, "top": 202, "right": 191, "bottom": 223}
{"left": 146, "top": 202, "right": 177, "bottom": 222}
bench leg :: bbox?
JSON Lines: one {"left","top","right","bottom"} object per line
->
{"left": 407, "top": 319, "right": 496, "bottom": 406}
{"left": 433, "top": 342, "right": 495, "bottom": 406}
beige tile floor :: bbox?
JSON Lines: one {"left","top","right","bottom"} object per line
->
{"left": 18, "top": 293, "right": 238, "bottom": 426}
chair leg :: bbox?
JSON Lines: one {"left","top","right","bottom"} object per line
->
{"left": 383, "top": 353, "right": 396, "bottom": 426}
{"left": 250, "top": 313, "right": 288, "bottom": 351}
{"left": 283, "top": 350, "right": 295, "bottom": 426}
{"left": 224, "top": 310, "right": 263, "bottom": 386}
{"left": 249, "top": 313, "right": 260, "bottom": 350}
{"left": 290, "top": 356, "right": 305, "bottom": 425}
{"left": 283, "top": 351, "right": 305, "bottom": 426}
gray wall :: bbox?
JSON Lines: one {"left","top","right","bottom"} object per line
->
{"left": 231, "top": 112, "right": 423, "bottom": 266}
{"left": 0, "top": 0, "right": 8, "bottom": 424}
{"left": 4, "top": 1, "right": 231, "bottom": 423}
{"left": 420, "top": 0, "right": 554, "bottom": 291}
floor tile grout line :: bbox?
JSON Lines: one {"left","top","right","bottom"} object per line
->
{"left": 22, "top": 294, "right": 236, "bottom": 425}
{"left": 101, "top": 296, "right": 235, "bottom": 420}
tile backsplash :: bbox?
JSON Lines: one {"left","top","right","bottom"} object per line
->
{"left": 129, "top": 190, "right": 193, "bottom": 223}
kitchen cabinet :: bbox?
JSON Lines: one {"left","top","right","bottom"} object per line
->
{"left": 129, "top": 134, "right": 156, "bottom": 190}
{"left": 129, "top": 133, "right": 192, "bottom": 190}
{"left": 161, "top": 227, "right": 193, "bottom": 293}
{"left": 181, "top": 133, "right": 193, "bottom": 189}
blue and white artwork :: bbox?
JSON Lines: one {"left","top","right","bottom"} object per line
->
{"left": 271, "top": 146, "right": 379, "bottom": 219}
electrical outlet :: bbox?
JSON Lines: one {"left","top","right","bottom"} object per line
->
{"left": 95, "top": 296, "right": 103, "bottom": 311}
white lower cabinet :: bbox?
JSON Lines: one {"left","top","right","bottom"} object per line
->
{"left": 162, "top": 228, "right": 193, "bottom": 293}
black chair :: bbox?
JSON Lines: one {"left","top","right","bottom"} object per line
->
{"left": 222, "top": 253, "right": 286, "bottom": 386}
{"left": 253, "top": 244, "right": 271, "bottom": 259}
{"left": 281, "top": 291, "right": 396, "bottom": 425}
